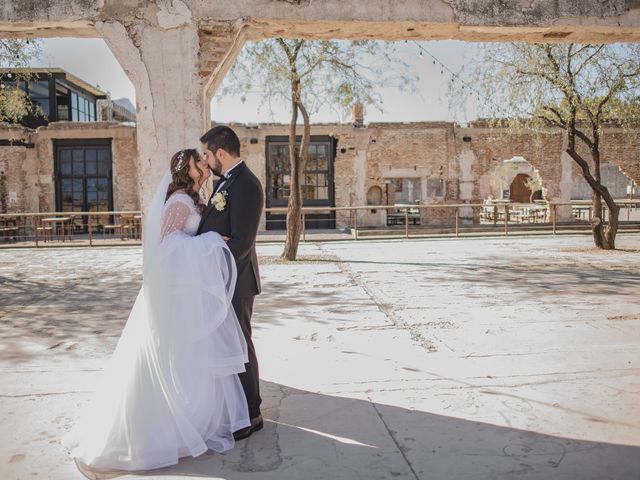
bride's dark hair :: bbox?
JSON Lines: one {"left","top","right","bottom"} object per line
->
{"left": 165, "top": 149, "right": 205, "bottom": 212}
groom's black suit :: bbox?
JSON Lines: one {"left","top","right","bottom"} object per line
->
{"left": 197, "top": 161, "right": 263, "bottom": 419}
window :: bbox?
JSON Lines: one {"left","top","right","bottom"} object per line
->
{"left": 69, "top": 90, "right": 95, "bottom": 122}
{"left": 267, "top": 141, "right": 332, "bottom": 202}
{"left": 71, "top": 92, "right": 78, "bottom": 121}
{"left": 79, "top": 96, "right": 86, "bottom": 121}
{"left": 269, "top": 144, "right": 291, "bottom": 201}
{"left": 426, "top": 178, "right": 445, "bottom": 198}
{"left": 391, "top": 178, "right": 422, "bottom": 204}
{"left": 28, "top": 80, "right": 50, "bottom": 117}
{"left": 56, "top": 84, "right": 69, "bottom": 121}
{"left": 303, "top": 143, "right": 330, "bottom": 201}
{"left": 56, "top": 141, "right": 113, "bottom": 232}
{"left": 265, "top": 136, "right": 335, "bottom": 230}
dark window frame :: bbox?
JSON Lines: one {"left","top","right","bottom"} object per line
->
{"left": 54, "top": 139, "right": 114, "bottom": 231}
{"left": 265, "top": 135, "right": 336, "bottom": 230}
{"left": 265, "top": 135, "right": 335, "bottom": 208}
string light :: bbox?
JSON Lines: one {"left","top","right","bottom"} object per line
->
{"left": 411, "top": 41, "right": 511, "bottom": 119}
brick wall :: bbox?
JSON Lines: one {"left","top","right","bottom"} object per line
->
{"left": 227, "top": 121, "right": 638, "bottom": 229}
{"left": 0, "top": 122, "right": 138, "bottom": 213}
{"left": 0, "top": 145, "right": 28, "bottom": 214}
{"left": 6, "top": 120, "right": 632, "bottom": 227}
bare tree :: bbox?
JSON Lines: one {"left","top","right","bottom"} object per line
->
{"left": 221, "top": 39, "right": 415, "bottom": 260}
{"left": 453, "top": 43, "right": 640, "bottom": 249}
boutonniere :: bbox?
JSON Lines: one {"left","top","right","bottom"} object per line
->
{"left": 211, "top": 191, "right": 228, "bottom": 211}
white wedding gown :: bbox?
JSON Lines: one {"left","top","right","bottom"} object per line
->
{"left": 64, "top": 182, "right": 250, "bottom": 472}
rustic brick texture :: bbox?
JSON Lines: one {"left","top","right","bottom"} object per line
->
{"left": 0, "top": 122, "right": 138, "bottom": 213}
{"left": 600, "top": 129, "right": 640, "bottom": 186}
{"left": 462, "top": 125, "right": 566, "bottom": 202}
{"left": 2, "top": 120, "right": 636, "bottom": 229}
{"left": 198, "top": 27, "right": 236, "bottom": 79}
{"left": 229, "top": 121, "right": 638, "bottom": 229}
{"left": 0, "top": 145, "right": 28, "bottom": 214}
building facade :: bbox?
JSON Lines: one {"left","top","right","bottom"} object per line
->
{"left": 232, "top": 121, "right": 639, "bottom": 230}
{"left": 0, "top": 68, "right": 138, "bottom": 232}
{"left": 1, "top": 112, "right": 637, "bottom": 231}
{"left": 0, "top": 122, "right": 138, "bottom": 216}
{"left": 0, "top": 68, "right": 108, "bottom": 129}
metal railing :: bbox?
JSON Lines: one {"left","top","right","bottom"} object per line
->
{"left": 1, "top": 200, "right": 638, "bottom": 247}
{"left": 263, "top": 199, "right": 640, "bottom": 241}
{"left": 0, "top": 211, "right": 142, "bottom": 247}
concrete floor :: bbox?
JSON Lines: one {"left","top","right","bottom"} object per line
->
{"left": 1, "top": 234, "right": 639, "bottom": 479}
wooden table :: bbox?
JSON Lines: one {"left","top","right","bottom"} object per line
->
{"left": 41, "top": 217, "right": 72, "bottom": 242}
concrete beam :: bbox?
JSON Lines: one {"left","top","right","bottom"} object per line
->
{"left": 1, "top": 1, "right": 640, "bottom": 42}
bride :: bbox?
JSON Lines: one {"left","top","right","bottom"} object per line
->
{"left": 64, "top": 149, "right": 250, "bottom": 473}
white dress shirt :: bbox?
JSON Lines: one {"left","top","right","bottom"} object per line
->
{"left": 214, "top": 160, "right": 244, "bottom": 194}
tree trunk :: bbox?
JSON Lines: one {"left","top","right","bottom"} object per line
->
{"left": 283, "top": 82, "right": 302, "bottom": 261}
{"left": 604, "top": 198, "right": 620, "bottom": 249}
{"left": 282, "top": 89, "right": 311, "bottom": 260}
{"left": 566, "top": 136, "right": 619, "bottom": 250}
{"left": 590, "top": 192, "right": 605, "bottom": 248}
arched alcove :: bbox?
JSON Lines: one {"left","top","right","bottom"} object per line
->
{"left": 366, "top": 186, "right": 383, "bottom": 206}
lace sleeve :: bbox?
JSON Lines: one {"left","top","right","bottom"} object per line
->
{"left": 161, "top": 196, "right": 192, "bottom": 239}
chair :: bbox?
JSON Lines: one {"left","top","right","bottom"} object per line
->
{"left": 120, "top": 214, "right": 137, "bottom": 240}
{"left": 65, "top": 215, "right": 76, "bottom": 241}
{"left": 103, "top": 215, "right": 123, "bottom": 239}
{"left": 36, "top": 219, "right": 54, "bottom": 242}
{"left": 0, "top": 216, "right": 19, "bottom": 242}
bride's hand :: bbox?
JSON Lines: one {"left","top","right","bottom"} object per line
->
{"left": 222, "top": 236, "right": 230, "bottom": 242}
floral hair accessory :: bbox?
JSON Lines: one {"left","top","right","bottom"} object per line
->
{"left": 173, "top": 150, "right": 186, "bottom": 172}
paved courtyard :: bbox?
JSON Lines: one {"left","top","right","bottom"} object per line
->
{"left": 1, "top": 234, "right": 640, "bottom": 479}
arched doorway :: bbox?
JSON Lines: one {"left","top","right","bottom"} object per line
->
{"left": 510, "top": 173, "right": 543, "bottom": 203}
{"left": 486, "top": 157, "right": 544, "bottom": 203}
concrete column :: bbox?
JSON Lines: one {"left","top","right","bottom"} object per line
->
{"left": 557, "top": 141, "right": 576, "bottom": 222}
{"left": 97, "top": 16, "right": 205, "bottom": 207}
{"left": 457, "top": 149, "right": 477, "bottom": 223}
{"left": 97, "top": 12, "right": 245, "bottom": 207}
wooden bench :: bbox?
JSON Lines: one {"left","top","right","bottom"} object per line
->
{"left": 386, "top": 212, "right": 421, "bottom": 226}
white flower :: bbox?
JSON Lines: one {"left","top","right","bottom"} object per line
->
{"left": 212, "top": 191, "right": 228, "bottom": 211}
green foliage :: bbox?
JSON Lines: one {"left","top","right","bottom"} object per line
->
{"left": 220, "top": 38, "right": 416, "bottom": 260}
{"left": 454, "top": 42, "right": 640, "bottom": 249}
{"left": 488, "top": 161, "right": 517, "bottom": 195}
{"left": 524, "top": 174, "right": 542, "bottom": 193}
{"left": 0, "top": 39, "right": 42, "bottom": 124}
{"left": 0, "top": 86, "right": 31, "bottom": 123}
{"left": 452, "top": 43, "right": 640, "bottom": 135}
{"left": 219, "top": 39, "right": 416, "bottom": 118}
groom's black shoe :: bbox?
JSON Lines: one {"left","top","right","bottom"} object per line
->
{"left": 233, "top": 414, "right": 263, "bottom": 441}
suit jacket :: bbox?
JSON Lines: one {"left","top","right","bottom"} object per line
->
{"left": 197, "top": 161, "right": 263, "bottom": 298}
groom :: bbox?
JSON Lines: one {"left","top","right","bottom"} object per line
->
{"left": 197, "top": 125, "right": 264, "bottom": 440}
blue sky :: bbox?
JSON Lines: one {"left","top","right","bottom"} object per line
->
{"left": 31, "top": 38, "right": 481, "bottom": 124}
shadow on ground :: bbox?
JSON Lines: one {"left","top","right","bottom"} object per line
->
{"left": 75, "top": 380, "right": 640, "bottom": 480}
{"left": 0, "top": 271, "right": 139, "bottom": 363}
{"left": 3, "top": 248, "right": 639, "bottom": 362}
